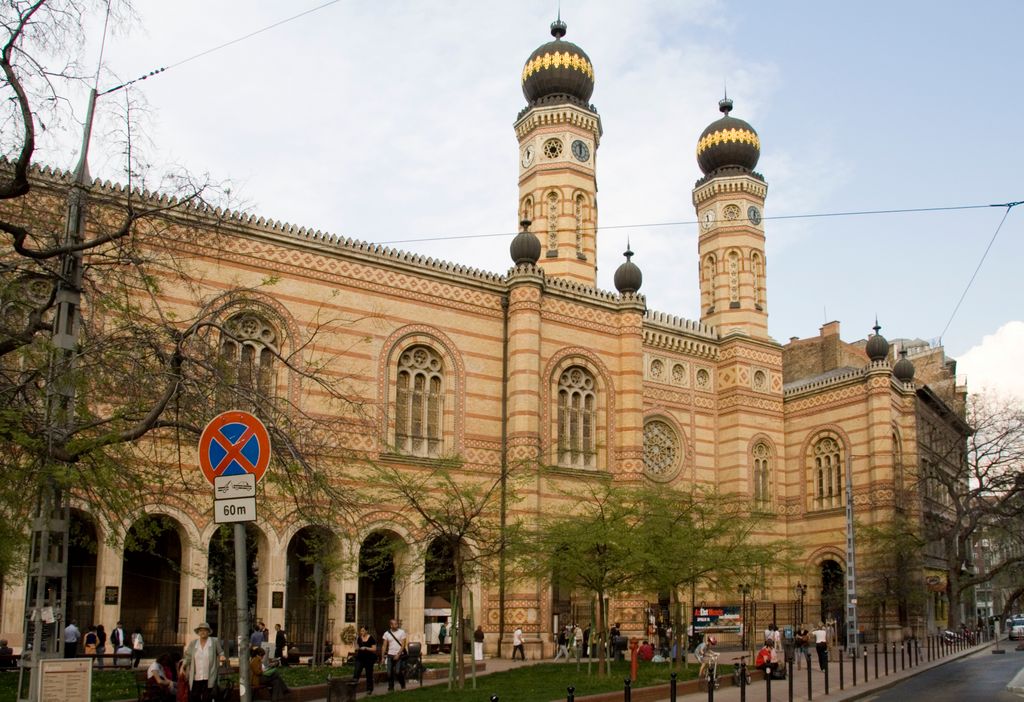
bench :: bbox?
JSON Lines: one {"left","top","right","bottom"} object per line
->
{"left": 86, "top": 652, "right": 135, "bottom": 666}
{"left": 133, "top": 669, "right": 175, "bottom": 702}
{"left": 0, "top": 653, "right": 20, "bottom": 671}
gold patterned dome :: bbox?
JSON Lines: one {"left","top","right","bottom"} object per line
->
{"left": 522, "top": 18, "right": 594, "bottom": 104}
{"left": 696, "top": 97, "right": 760, "bottom": 175}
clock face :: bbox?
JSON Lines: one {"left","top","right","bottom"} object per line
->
{"left": 747, "top": 206, "right": 762, "bottom": 226}
{"left": 521, "top": 145, "right": 536, "bottom": 168}
{"left": 701, "top": 209, "right": 716, "bottom": 230}
{"left": 571, "top": 139, "right": 590, "bottom": 162}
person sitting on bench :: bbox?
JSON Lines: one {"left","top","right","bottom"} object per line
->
{"left": 250, "top": 646, "right": 291, "bottom": 701}
{"left": 755, "top": 640, "right": 783, "bottom": 679}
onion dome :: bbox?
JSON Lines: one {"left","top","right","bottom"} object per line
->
{"left": 521, "top": 18, "right": 595, "bottom": 104}
{"left": 893, "top": 349, "right": 916, "bottom": 383}
{"left": 696, "top": 97, "right": 760, "bottom": 175}
{"left": 510, "top": 219, "right": 541, "bottom": 265}
{"left": 865, "top": 321, "right": 890, "bottom": 362}
{"left": 613, "top": 244, "right": 642, "bottom": 294}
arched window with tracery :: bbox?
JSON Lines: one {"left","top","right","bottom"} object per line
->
{"left": 221, "top": 313, "right": 279, "bottom": 399}
{"left": 547, "top": 191, "right": 559, "bottom": 253}
{"left": 812, "top": 435, "right": 843, "bottom": 509}
{"left": 753, "top": 442, "right": 772, "bottom": 506}
{"left": 395, "top": 346, "right": 444, "bottom": 457}
{"left": 557, "top": 366, "right": 596, "bottom": 469}
{"left": 728, "top": 250, "right": 740, "bottom": 304}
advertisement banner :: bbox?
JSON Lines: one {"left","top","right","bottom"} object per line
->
{"left": 692, "top": 605, "right": 743, "bottom": 634}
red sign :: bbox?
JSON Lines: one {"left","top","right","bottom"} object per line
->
{"left": 198, "top": 410, "right": 271, "bottom": 486}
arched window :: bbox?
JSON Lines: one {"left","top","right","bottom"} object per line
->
{"left": 751, "top": 252, "right": 763, "bottom": 308}
{"left": 753, "top": 442, "right": 772, "bottom": 505}
{"left": 574, "top": 194, "right": 586, "bottom": 257}
{"left": 893, "top": 431, "right": 904, "bottom": 508}
{"left": 521, "top": 196, "right": 534, "bottom": 224}
{"left": 395, "top": 346, "right": 444, "bottom": 457}
{"left": 557, "top": 366, "right": 596, "bottom": 469}
{"left": 728, "top": 250, "right": 740, "bottom": 304}
{"left": 547, "top": 191, "right": 559, "bottom": 253}
{"left": 702, "top": 254, "right": 717, "bottom": 313}
{"left": 812, "top": 436, "right": 843, "bottom": 509}
{"left": 221, "top": 313, "right": 278, "bottom": 399}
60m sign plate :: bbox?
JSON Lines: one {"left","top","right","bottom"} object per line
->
{"left": 215, "top": 496, "right": 256, "bottom": 524}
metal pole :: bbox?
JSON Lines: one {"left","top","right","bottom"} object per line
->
{"left": 235, "top": 523, "right": 251, "bottom": 702}
{"left": 806, "top": 658, "right": 812, "bottom": 700}
{"left": 838, "top": 647, "right": 844, "bottom": 689}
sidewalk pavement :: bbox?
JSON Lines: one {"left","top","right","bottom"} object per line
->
{"left": 305, "top": 640, "right": 1006, "bottom": 701}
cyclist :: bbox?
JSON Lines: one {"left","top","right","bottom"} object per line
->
{"left": 695, "top": 635, "right": 719, "bottom": 682}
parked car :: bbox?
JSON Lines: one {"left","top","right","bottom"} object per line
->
{"left": 1007, "top": 617, "right": 1024, "bottom": 640}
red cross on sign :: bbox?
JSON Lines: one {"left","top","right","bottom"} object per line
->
{"left": 198, "top": 410, "right": 271, "bottom": 486}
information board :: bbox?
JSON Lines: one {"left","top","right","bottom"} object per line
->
{"left": 40, "top": 658, "right": 92, "bottom": 702}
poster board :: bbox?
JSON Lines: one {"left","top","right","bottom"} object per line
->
{"left": 40, "top": 658, "right": 92, "bottom": 702}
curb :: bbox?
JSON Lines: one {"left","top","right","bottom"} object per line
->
{"left": 830, "top": 642, "right": 997, "bottom": 701}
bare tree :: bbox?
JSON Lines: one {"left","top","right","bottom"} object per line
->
{"left": 359, "top": 458, "right": 514, "bottom": 689}
{"left": 917, "top": 394, "right": 1024, "bottom": 628}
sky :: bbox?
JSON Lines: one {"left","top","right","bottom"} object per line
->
{"left": 28, "top": 0, "right": 1024, "bottom": 399}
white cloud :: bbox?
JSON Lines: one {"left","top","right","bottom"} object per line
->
{"left": 956, "top": 321, "right": 1024, "bottom": 400}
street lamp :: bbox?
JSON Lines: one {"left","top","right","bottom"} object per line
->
{"left": 795, "top": 582, "right": 807, "bottom": 625}
{"left": 739, "top": 583, "right": 751, "bottom": 651}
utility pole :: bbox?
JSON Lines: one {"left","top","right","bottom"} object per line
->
{"left": 19, "top": 88, "right": 96, "bottom": 702}
{"left": 845, "top": 452, "right": 859, "bottom": 650}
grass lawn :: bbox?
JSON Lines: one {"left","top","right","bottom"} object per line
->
{"left": 0, "top": 663, "right": 345, "bottom": 702}
{"left": 390, "top": 660, "right": 715, "bottom": 702}
{"left": 0, "top": 659, "right": 721, "bottom": 701}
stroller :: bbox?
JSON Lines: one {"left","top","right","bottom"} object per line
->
{"left": 404, "top": 642, "right": 425, "bottom": 686}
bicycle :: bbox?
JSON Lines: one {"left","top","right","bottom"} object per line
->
{"left": 699, "top": 650, "right": 721, "bottom": 691}
{"left": 732, "top": 654, "right": 752, "bottom": 687}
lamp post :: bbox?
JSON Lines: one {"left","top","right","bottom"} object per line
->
{"left": 739, "top": 584, "right": 752, "bottom": 652}
{"left": 795, "top": 582, "right": 807, "bottom": 625}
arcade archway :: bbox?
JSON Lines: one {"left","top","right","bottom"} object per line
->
{"left": 357, "top": 530, "right": 401, "bottom": 636}
{"left": 285, "top": 526, "right": 337, "bottom": 649}
{"left": 120, "top": 515, "right": 183, "bottom": 645}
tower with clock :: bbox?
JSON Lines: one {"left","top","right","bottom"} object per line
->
{"left": 515, "top": 18, "right": 602, "bottom": 286}
{"left": 692, "top": 97, "right": 769, "bottom": 338}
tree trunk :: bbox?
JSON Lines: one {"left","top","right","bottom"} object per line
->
{"left": 455, "top": 556, "right": 466, "bottom": 689}
{"left": 596, "top": 588, "right": 607, "bottom": 677}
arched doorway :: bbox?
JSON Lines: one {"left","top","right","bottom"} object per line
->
{"left": 67, "top": 510, "right": 98, "bottom": 630}
{"left": 285, "top": 526, "right": 336, "bottom": 652}
{"left": 205, "top": 524, "right": 260, "bottom": 648}
{"left": 425, "top": 537, "right": 459, "bottom": 650}
{"left": 357, "top": 531, "right": 400, "bottom": 637}
{"left": 121, "top": 515, "right": 183, "bottom": 645}
{"left": 820, "top": 559, "right": 845, "bottom": 641}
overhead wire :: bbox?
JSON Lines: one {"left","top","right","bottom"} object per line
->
{"left": 100, "top": 0, "right": 343, "bottom": 95}
{"left": 938, "top": 201, "right": 1020, "bottom": 343}
{"left": 376, "top": 201, "right": 1018, "bottom": 245}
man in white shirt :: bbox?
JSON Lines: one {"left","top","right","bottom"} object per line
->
{"left": 812, "top": 622, "right": 828, "bottom": 671}
{"left": 382, "top": 618, "right": 407, "bottom": 691}
{"left": 512, "top": 627, "right": 525, "bottom": 660}
{"left": 64, "top": 621, "right": 81, "bottom": 658}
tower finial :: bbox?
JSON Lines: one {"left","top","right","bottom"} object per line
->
{"left": 624, "top": 237, "right": 633, "bottom": 260}
{"left": 719, "top": 94, "right": 733, "bottom": 115}
{"left": 550, "top": 6, "right": 567, "bottom": 39}
{"left": 873, "top": 316, "right": 881, "bottom": 335}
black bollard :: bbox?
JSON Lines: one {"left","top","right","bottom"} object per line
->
{"left": 740, "top": 664, "right": 747, "bottom": 702}
{"left": 915, "top": 639, "right": 920, "bottom": 666}
{"left": 824, "top": 658, "right": 829, "bottom": 695}
{"left": 625, "top": 678, "right": 632, "bottom": 702}
{"left": 491, "top": 697, "right": 499, "bottom": 702}
{"left": 884, "top": 642, "right": 889, "bottom": 676}
{"left": 863, "top": 646, "right": 868, "bottom": 682}
{"left": 891, "top": 642, "right": 896, "bottom": 672}
{"left": 874, "top": 643, "right": 878, "bottom": 679}
{"left": 567, "top": 686, "right": 575, "bottom": 702}
{"left": 839, "top": 648, "right": 844, "bottom": 690}
{"left": 670, "top": 673, "right": 677, "bottom": 702}
{"left": 705, "top": 668, "right": 712, "bottom": 702}
{"left": 852, "top": 644, "right": 857, "bottom": 686}
{"left": 806, "top": 659, "right": 813, "bottom": 701}
{"left": 788, "top": 659, "right": 793, "bottom": 702}
{"left": 901, "top": 643, "right": 906, "bottom": 670}
{"left": 765, "top": 666, "right": 771, "bottom": 702}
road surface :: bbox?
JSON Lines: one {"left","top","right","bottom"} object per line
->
{"left": 856, "top": 646, "right": 1024, "bottom": 701}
